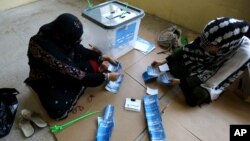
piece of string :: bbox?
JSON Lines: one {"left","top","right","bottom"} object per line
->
{"left": 50, "top": 111, "right": 101, "bottom": 133}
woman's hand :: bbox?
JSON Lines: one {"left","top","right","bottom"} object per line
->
{"left": 102, "top": 55, "right": 118, "bottom": 66}
{"left": 105, "top": 72, "right": 120, "bottom": 81}
{"left": 169, "top": 78, "right": 181, "bottom": 86}
{"left": 151, "top": 60, "right": 167, "bottom": 67}
{"left": 89, "top": 44, "right": 102, "bottom": 54}
{"left": 98, "top": 61, "right": 109, "bottom": 72}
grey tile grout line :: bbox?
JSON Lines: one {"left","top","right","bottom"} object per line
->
{"left": 123, "top": 70, "right": 147, "bottom": 141}
{"left": 124, "top": 71, "right": 146, "bottom": 89}
{"left": 122, "top": 53, "right": 147, "bottom": 71}
{"left": 182, "top": 125, "right": 203, "bottom": 141}
{"left": 133, "top": 128, "right": 147, "bottom": 141}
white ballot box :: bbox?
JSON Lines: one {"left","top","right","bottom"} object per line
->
{"left": 82, "top": 1, "right": 144, "bottom": 58}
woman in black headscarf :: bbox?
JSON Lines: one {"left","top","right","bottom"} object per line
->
{"left": 25, "top": 13, "right": 120, "bottom": 120}
{"left": 152, "top": 17, "right": 250, "bottom": 106}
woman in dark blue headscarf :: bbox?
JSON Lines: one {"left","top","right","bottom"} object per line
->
{"left": 25, "top": 13, "right": 120, "bottom": 120}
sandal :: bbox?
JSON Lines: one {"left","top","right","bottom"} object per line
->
{"left": 18, "top": 116, "right": 34, "bottom": 137}
{"left": 21, "top": 109, "right": 47, "bottom": 128}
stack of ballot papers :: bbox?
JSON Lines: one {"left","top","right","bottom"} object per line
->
{"left": 96, "top": 104, "right": 115, "bottom": 141}
{"left": 142, "top": 71, "right": 158, "bottom": 83}
{"left": 105, "top": 74, "right": 124, "bottom": 94}
{"left": 147, "top": 66, "right": 160, "bottom": 77}
{"left": 134, "top": 37, "right": 156, "bottom": 54}
{"left": 107, "top": 63, "right": 122, "bottom": 72}
{"left": 159, "top": 72, "right": 173, "bottom": 85}
{"left": 144, "top": 95, "right": 166, "bottom": 141}
{"left": 105, "top": 63, "right": 124, "bottom": 94}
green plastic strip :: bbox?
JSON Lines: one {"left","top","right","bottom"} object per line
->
{"left": 50, "top": 111, "right": 101, "bottom": 133}
{"left": 120, "top": 2, "right": 128, "bottom": 18}
{"left": 180, "top": 35, "right": 188, "bottom": 46}
{"left": 87, "top": 0, "right": 93, "bottom": 8}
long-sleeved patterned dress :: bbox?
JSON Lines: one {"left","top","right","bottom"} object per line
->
{"left": 25, "top": 25, "right": 106, "bottom": 120}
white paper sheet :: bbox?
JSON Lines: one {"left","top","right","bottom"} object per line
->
{"left": 146, "top": 87, "right": 159, "bottom": 95}
{"left": 158, "top": 63, "right": 170, "bottom": 72}
{"left": 134, "top": 37, "right": 155, "bottom": 54}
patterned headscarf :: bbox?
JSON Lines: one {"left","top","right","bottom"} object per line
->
{"left": 182, "top": 17, "right": 249, "bottom": 82}
{"left": 200, "top": 17, "right": 249, "bottom": 56}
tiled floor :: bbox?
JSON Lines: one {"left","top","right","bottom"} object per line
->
{"left": 0, "top": 0, "right": 250, "bottom": 141}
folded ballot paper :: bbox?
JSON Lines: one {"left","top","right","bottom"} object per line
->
{"left": 142, "top": 71, "right": 157, "bottom": 83}
{"left": 107, "top": 63, "right": 122, "bottom": 73}
{"left": 142, "top": 66, "right": 159, "bottom": 83}
{"left": 105, "top": 62, "right": 123, "bottom": 94}
{"left": 159, "top": 72, "right": 173, "bottom": 85}
{"left": 142, "top": 64, "right": 173, "bottom": 85}
{"left": 146, "top": 63, "right": 170, "bottom": 77}
{"left": 147, "top": 66, "right": 160, "bottom": 77}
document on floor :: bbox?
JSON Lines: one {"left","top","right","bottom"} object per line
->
{"left": 96, "top": 104, "right": 115, "bottom": 141}
{"left": 142, "top": 71, "right": 158, "bottom": 83}
{"left": 159, "top": 72, "right": 173, "bottom": 85}
{"left": 147, "top": 66, "right": 160, "bottom": 77}
{"left": 134, "top": 37, "right": 155, "bottom": 54}
{"left": 105, "top": 74, "right": 124, "bottom": 94}
{"left": 158, "top": 63, "right": 170, "bottom": 72}
{"left": 144, "top": 95, "right": 166, "bottom": 141}
{"left": 146, "top": 87, "right": 158, "bottom": 95}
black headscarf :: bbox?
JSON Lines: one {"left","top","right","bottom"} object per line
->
{"left": 39, "top": 13, "right": 83, "bottom": 46}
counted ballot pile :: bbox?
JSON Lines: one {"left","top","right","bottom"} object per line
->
{"left": 144, "top": 95, "right": 166, "bottom": 141}
{"left": 96, "top": 104, "right": 115, "bottom": 141}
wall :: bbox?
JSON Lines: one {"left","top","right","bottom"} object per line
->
{"left": 124, "top": 0, "right": 250, "bottom": 33}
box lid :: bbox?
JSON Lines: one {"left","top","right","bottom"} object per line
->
{"left": 82, "top": 0, "right": 144, "bottom": 29}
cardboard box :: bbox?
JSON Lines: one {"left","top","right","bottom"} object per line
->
{"left": 50, "top": 73, "right": 147, "bottom": 141}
